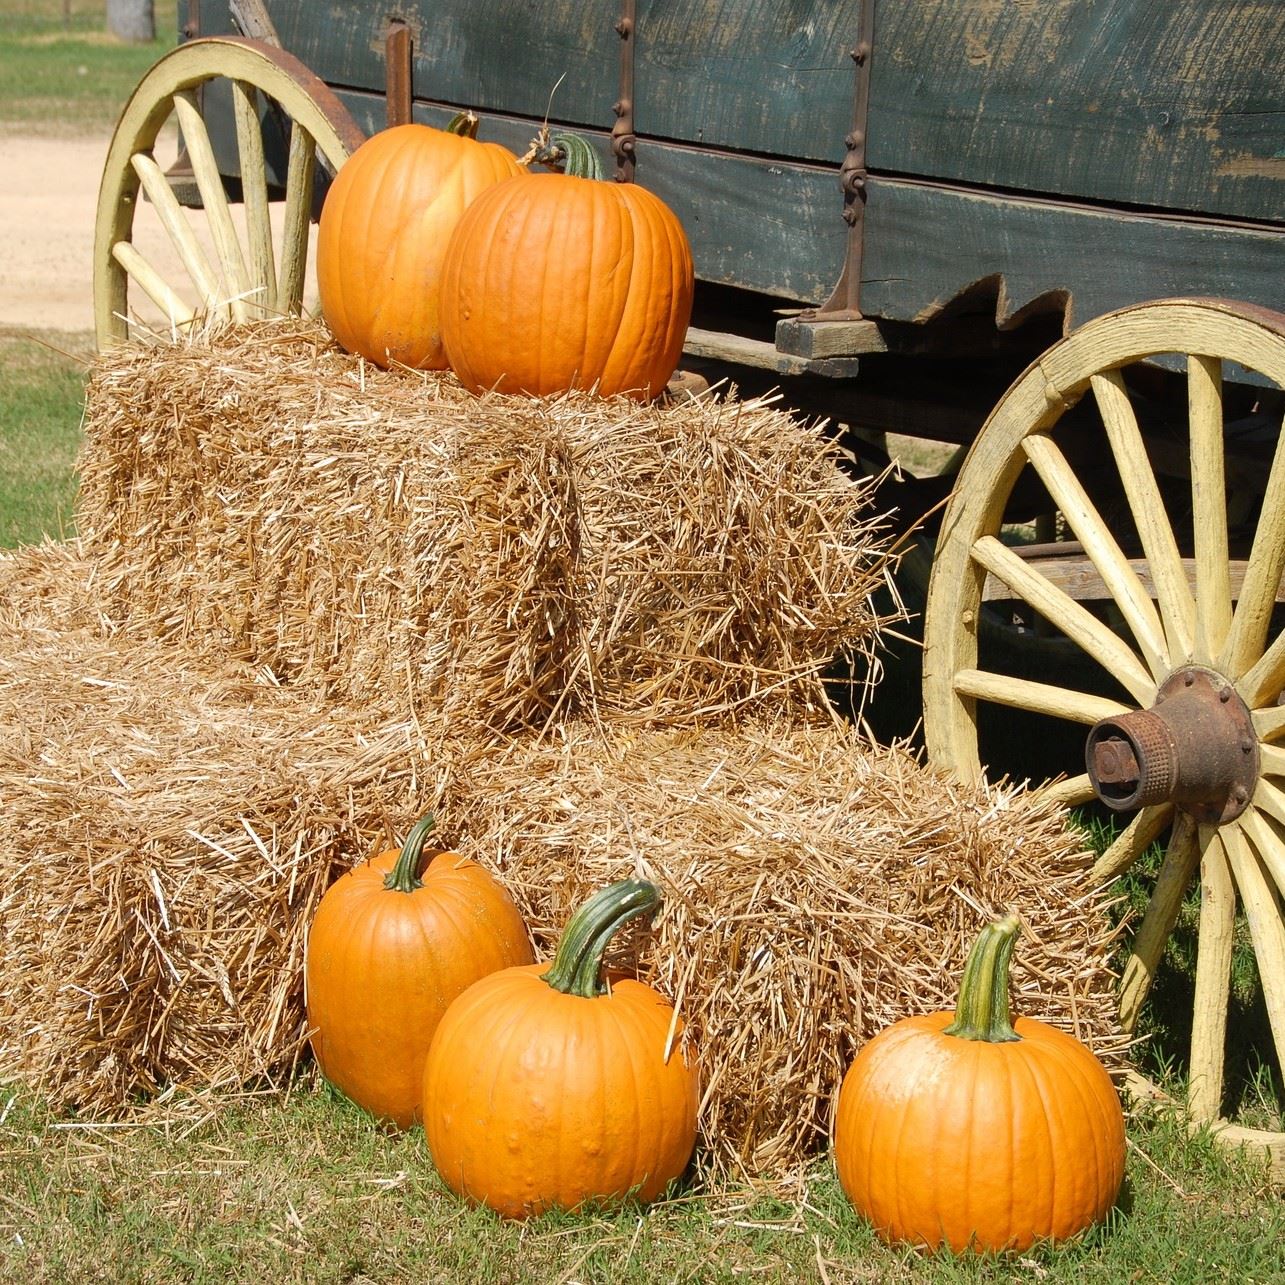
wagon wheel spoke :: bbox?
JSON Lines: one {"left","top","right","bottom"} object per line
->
{"left": 1230, "top": 811, "right": 1285, "bottom": 1059}
{"left": 232, "top": 78, "right": 275, "bottom": 317}
{"left": 109, "top": 241, "right": 194, "bottom": 329}
{"left": 1030, "top": 774, "right": 1097, "bottom": 809}
{"left": 277, "top": 125, "right": 318, "bottom": 316}
{"left": 951, "top": 669, "right": 1130, "bottom": 726}
{"left": 1251, "top": 703, "right": 1285, "bottom": 745}
{"left": 95, "top": 36, "right": 364, "bottom": 349}
{"left": 128, "top": 152, "right": 222, "bottom": 314}
{"left": 171, "top": 90, "right": 253, "bottom": 320}
{"left": 1188, "top": 355, "right": 1233, "bottom": 665}
{"left": 1259, "top": 743, "right": 1285, "bottom": 782}
{"left": 970, "top": 534, "right": 1156, "bottom": 706}
{"left": 1118, "top": 810, "right": 1199, "bottom": 1033}
{"left": 1251, "top": 779, "right": 1285, "bottom": 873}
{"left": 1091, "top": 370, "right": 1196, "bottom": 662}
{"left": 1090, "top": 802, "right": 1173, "bottom": 886}
{"left": 1020, "top": 433, "right": 1168, "bottom": 676}
{"left": 1219, "top": 408, "right": 1285, "bottom": 680}
{"left": 1187, "top": 825, "right": 1237, "bottom": 1123}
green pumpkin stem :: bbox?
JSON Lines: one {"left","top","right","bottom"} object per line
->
{"left": 527, "top": 129, "right": 604, "bottom": 180}
{"left": 383, "top": 816, "right": 438, "bottom": 893}
{"left": 942, "top": 914, "right": 1022, "bottom": 1043}
{"left": 541, "top": 878, "right": 661, "bottom": 998}
{"left": 445, "top": 111, "right": 481, "bottom": 140}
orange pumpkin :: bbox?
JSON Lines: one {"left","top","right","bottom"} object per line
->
{"left": 305, "top": 816, "right": 532, "bottom": 1128}
{"left": 422, "top": 878, "right": 699, "bottom": 1217}
{"left": 316, "top": 117, "right": 521, "bottom": 369}
{"left": 833, "top": 915, "right": 1125, "bottom": 1253}
{"left": 439, "top": 133, "right": 694, "bottom": 399}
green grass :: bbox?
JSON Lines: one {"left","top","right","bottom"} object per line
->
{"left": 1077, "top": 808, "right": 1284, "bottom": 1132}
{"left": 0, "top": 327, "right": 90, "bottom": 545}
{"left": 0, "top": 0, "right": 177, "bottom": 134}
{"left": 0, "top": 1076, "right": 1281, "bottom": 1284}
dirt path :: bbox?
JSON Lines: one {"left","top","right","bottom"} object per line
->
{"left": 0, "top": 132, "right": 110, "bottom": 333}
{"left": 1, "top": 129, "right": 321, "bottom": 339}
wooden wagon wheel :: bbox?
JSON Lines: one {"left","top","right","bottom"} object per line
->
{"left": 94, "top": 36, "right": 365, "bottom": 348}
{"left": 923, "top": 298, "right": 1285, "bottom": 1175}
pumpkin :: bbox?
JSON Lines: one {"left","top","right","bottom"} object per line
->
{"left": 316, "top": 116, "right": 521, "bottom": 369}
{"left": 421, "top": 878, "right": 699, "bottom": 1217}
{"left": 439, "top": 133, "right": 694, "bottom": 399}
{"left": 833, "top": 915, "right": 1125, "bottom": 1253}
{"left": 305, "top": 816, "right": 532, "bottom": 1128}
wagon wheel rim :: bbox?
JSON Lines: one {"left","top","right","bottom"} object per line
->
{"left": 94, "top": 36, "right": 366, "bottom": 349}
{"left": 923, "top": 297, "right": 1285, "bottom": 1165}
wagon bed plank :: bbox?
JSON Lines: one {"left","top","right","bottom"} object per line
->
{"left": 870, "top": 0, "right": 1285, "bottom": 225}
{"left": 860, "top": 176, "right": 1285, "bottom": 331}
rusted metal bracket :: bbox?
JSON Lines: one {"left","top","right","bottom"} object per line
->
{"left": 611, "top": 0, "right": 637, "bottom": 182}
{"left": 805, "top": 0, "right": 876, "bottom": 322}
{"left": 385, "top": 19, "right": 413, "bottom": 128}
{"left": 1086, "top": 666, "right": 1260, "bottom": 824}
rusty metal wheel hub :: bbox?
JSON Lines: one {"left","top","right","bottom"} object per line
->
{"left": 1085, "top": 666, "right": 1259, "bottom": 823}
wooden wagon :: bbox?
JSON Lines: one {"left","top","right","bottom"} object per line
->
{"left": 92, "top": 0, "right": 1285, "bottom": 1170}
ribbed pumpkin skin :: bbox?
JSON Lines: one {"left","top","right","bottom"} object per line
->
{"left": 316, "top": 123, "right": 521, "bottom": 369}
{"left": 422, "top": 966, "right": 699, "bottom": 1217}
{"left": 305, "top": 846, "right": 532, "bottom": 1128}
{"left": 439, "top": 172, "right": 694, "bottom": 399}
{"left": 833, "top": 1012, "right": 1125, "bottom": 1252}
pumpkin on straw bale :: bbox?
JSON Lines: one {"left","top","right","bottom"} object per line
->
{"left": 0, "top": 612, "right": 430, "bottom": 1111}
{"left": 76, "top": 320, "right": 898, "bottom": 741}
{"left": 440, "top": 717, "right": 1128, "bottom": 1181}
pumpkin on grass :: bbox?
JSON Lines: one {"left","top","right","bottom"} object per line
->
{"left": 422, "top": 878, "right": 699, "bottom": 1218}
{"left": 439, "top": 132, "right": 694, "bottom": 399}
{"left": 316, "top": 116, "right": 521, "bottom": 369}
{"left": 305, "top": 816, "right": 532, "bottom": 1128}
{"left": 833, "top": 914, "right": 1125, "bottom": 1253}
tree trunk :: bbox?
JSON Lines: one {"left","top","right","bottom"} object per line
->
{"left": 106, "top": 0, "right": 155, "bottom": 43}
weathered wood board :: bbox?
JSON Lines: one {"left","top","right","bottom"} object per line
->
{"left": 191, "top": 1, "right": 1284, "bottom": 326}
{"left": 260, "top": 3, "right": 616, "bottom": 134}
{"left": 859, "top": 177, "right": 1285, "bottom": 330}
{"left": 218, "top": 1, "right": 860, "bottom": 164}
{"left": 334, "top": 91, "right": 849, "bottom": 306}
{"left": 870, "top": 0, "right": 1285, "bottom": 224}
{"left": 630, "top": 0, "right": 856, "bottom": 163}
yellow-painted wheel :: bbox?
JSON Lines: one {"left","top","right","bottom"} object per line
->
{"left": 94, "top": 36, "right": 365, "bottom": 348}
{"left": 924, "top": 298, "right": 1285, "bottom": 1178}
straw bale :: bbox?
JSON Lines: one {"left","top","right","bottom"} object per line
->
{"left": 76, "top": 321, "right": 897, "bottom": 737}
{"left": 0, "top": 538, "right": 108, "bottom": 636}
{"left": 441, "top": 718, "right": 1127, "bottom": 1180}
{"left": 0, "top": 617, "right": 430, "bottom": 1110}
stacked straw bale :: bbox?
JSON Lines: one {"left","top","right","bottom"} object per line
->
{"left": 443, "top": 719, "right": 1127, "bottom": 1178}
{"left": 0, "top": 322, "right": 1127, "bottom": 1182}
{"left": 76, "top": 322, "right": 896, "bottom": 738}
{"left": 0, "top": 613, "right": 427, "bottom": 1109}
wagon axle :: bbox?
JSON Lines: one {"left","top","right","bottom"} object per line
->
{"left": 1085, "top": 667, "right": 1259, "bottom": 824}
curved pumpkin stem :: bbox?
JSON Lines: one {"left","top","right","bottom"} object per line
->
{"left": 445, "top": 110, "right": 481, "bottom": 140}
{"left": 942, "top": 914, "right": 1022, "bottom": 1043}
{"left": 526, "top": 129, "right": 604, "bottom": 181}
{"left": 542, "top": 878, "right": 661, "bottom": 999}
{"left": 383, "top": 815, "right": 438, "bottom": 894}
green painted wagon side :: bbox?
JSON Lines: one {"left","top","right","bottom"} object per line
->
{"left": 190, "top": 0, "right": 1283, "bottom": 335}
